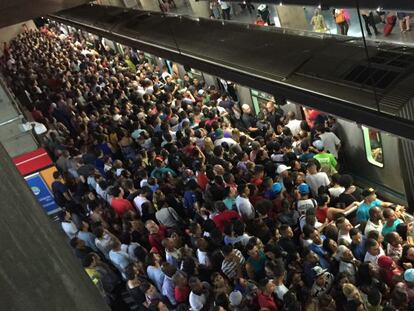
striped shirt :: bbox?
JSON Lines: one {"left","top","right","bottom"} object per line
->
{"left": 221, "top": 249, "right": 245, "bottom": 280}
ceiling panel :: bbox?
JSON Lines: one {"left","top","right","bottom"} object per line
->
{"left": 0, "top": 0, "right": 91, "bottom": 28}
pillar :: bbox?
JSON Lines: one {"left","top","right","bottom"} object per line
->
{"left": 0, "top": 143, "right": 110, "bottom": 311}
{"left": 139, "top": 0, "right": 161, "bottom": 11}
{"left": 187, "top": 0, "right": 211, "bottom": 18}
{"left": 276, "top": 5, "right": 309, "bottom": 31}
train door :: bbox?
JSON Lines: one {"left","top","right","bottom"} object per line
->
{"left": 250, "top": 89, "right": 274, "bottom": 115}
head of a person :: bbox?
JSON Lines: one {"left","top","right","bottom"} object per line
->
{"left": 369, "top": 206, "right": 382, "bottom": 222}
{"left": 237, "top": 183, "right": 250, "bottom": 197}
{"left": 259, "top": 278, "right": 276, "bottom": 295}
{"left": 383, "top": 208, "right": 397, "bottom": 223}
{"left": 148, "top": 300, "right": 169, "bottom": 311}
{"left": 304, "top": 249, "right": 319, "bottom": 264}
{"left": 350, "top": 228, "right": 362, "bottom": 245}
{"left": 316, "top": 193, "right": 330, "bottom": 207}
{"left": 336, "top": 217, "right": 352, "bottom": 233}
{"left": 378, "top": 255, "right": 397, "bottom": 272}
{"left": 189, "top": 276, "right": 203, "bottom": 294}
{"left": 366, "top": 238, "right": 380, "bottom": 256}
{"left": 265, "top": 101, "right": 275, "bottom": 113}
{"left": 241, "top": 104, "right": 251, "bottom": 114}
{"left": 310, "top": 229, "right": 323, "bottom": 246}
{"left": 280, "top": 224, "right": 294, "bottom": 239}
{"left": 145, "top": 220, "right": 159, "bottom": 234}
{"left": 386, "top": 231, "right": 403, "bottom": 247}
{"left": 362, "top": 188, "right": 377, "bottom": 203}
{"left": 338, "top": 174, "right": 353, "bottom": 190}
{"left": 312, "top": 266, "right": 328, "bottom": 286}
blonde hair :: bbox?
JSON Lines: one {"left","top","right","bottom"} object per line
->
{"left": 204, "top": 137, "right": 214, "bottom": 154}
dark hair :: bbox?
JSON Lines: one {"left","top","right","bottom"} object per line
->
{"left": 367, "top": 288, "right": 382, "bottom": 306}
{"left": 349, "top": 228, "right": 360, "bottom": 239}
{"left": 81, "top": 253, "right": 94, "bottom": 267}
{"left": 316, "top": 194, "right": 329, "bottom": 206}
{"left": 338, "top": 174, "right": 353, "bottom": 189}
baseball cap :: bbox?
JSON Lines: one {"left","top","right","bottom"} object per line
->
{"left": 229, "top": 290, "right": 243, "bottom": 306}
{"left": 198, "top": 89, "right": 205, "bottom": 96}
{"left": 154, "top": 156, "right": 164, "bottom": 162}
{"left": 312, "top": 266, "right": 327, "bottom": 278}
{"left": 312, "top": 140, "right": 324, "bottom": 151}
{"left": 362, "top": 188, "right": 375, "bottom": 197}
{"left": 298, "top": 183, "right": 310, "bottom": 194}
{"left": 276, "top": 164, "right": 291, "bottom": 175}
{"left": 404, "top": 269, "right": 414, "bottom": 283}
{"left": 271, "top": 182, "right": 282, "bottom": 194}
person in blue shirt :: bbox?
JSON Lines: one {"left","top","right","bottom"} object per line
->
{"left": 349, "top": 228, "right": 366, "bottom": 261}
{"left": 308, "top": 229, "right": 330, "bottom": 270}
{"left": 356, "top": 188, "right": 392, "bottom": 222}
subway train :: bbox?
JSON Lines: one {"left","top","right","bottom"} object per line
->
{"left": 46, "top": 4, "right": 414, "bottom": 209}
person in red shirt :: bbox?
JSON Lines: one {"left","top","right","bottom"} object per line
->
{"left": 213, "top": 201, "right": 241, "bottom": 232}
{"left": 145, "top": 220, "right": 167, "bottom": 252}
{"left": 255, "top": 15, "right": 267, "bottom": 26}
{"left": 257, "top": 278, "right": 278, "bottom": 311}
{"left": 250, "top": 165, "right": 265, "bottom": 189}
{"left": 110, "top": 186, "right": 134, "bottom": 217}
{"left": 378, "top": 255, "right": 404, "bottom": 287}
{"left": 173, "top": 271, "right": 190, "bottom": 304}
{"left": 195, "top": 162, "right": 209, "bottom": 191}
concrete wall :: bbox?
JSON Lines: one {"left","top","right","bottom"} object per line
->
{"left": 276, "top": 5, "right": 308, "bottom": 31}
{"left": 0, "top": 20, "right": 36, "bottom": 55}
{"left": 0, "top": 144, "right": 110, "bottom": 310}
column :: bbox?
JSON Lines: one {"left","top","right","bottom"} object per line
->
{"left": 187, "top": 0, "right": 211, "bottom": 18}
{"left": 276, "top": 5, "right": 309, "bottom": 31}
{"left": 139, "top": 0, "right": 162, "bottom": 11}
{"left": 0, "top": 143, "right": 110, "bottom": 310}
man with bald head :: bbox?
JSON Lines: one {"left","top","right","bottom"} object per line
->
{"left": 241, "top": 104, "right": 259, "bottom": 136}
{"left": 265, "top": 101, "right": 284, "bottom": 131}
{"left": 364, "top": 206, "right": 383, "bottom": 236}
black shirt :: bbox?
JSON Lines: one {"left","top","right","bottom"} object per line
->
{"left": 241, "top": 113, "right": 256, "bottom": 129}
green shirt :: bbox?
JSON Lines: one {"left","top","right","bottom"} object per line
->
{"left": 314, "top": 153, "right": 337, "bottom": 175}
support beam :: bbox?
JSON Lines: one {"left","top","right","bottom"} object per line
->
{"left": 0, "top": 144, "right": 110, "bottom": 310}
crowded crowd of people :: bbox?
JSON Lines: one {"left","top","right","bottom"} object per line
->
{"left": 3, "top": 24, "right": 414, "bottom": 311}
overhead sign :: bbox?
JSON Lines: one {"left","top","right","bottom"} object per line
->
{"left": 25, "top": 173, "right": 61, "bottom": 215}
{"left": 13, "top": 148, "right": 53, "bottom": 176}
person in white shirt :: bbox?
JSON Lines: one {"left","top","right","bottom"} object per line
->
{"left": 364, "top": 206, "right": 384, "bottom": 236}
{"left": 196, "top": 238, "right": 211, "bottom": 267}
{"left": 305, "top": 160, "right": 330, "bottom": 196}
{"left": 337, "top": 217, "right": 353, "bottom": 244}
{"left": 315, "top": 123, "right": 341, "bottom": 158}
{"left": 364, "top": 238, "right": 385, "bottom": 268}
{"left": 285, "top": 111, "right": 302, "bottom": 137}
{"left": 133, "top": 188, "right": 150, "bottom": 216}
{"left": 189, "top": 277, "right": 211, "bottom": 311}
{"left": 61, "top": 211, "right": 78, "bottom": 239}
{"left": 235, "top": 184, "right": 255, "bottom": 220}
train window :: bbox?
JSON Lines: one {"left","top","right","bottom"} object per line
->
{"left": 250, "top": 89, "right": 274, "bottom": 115}
{"left": 362, "top": 126, "right": 384, "bottom": 168}
{"left": 189, "top": 68, "right": 204, "bottom": 82}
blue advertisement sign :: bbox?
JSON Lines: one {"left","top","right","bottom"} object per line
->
{"left": 25, "top": 173, "right": 61, "bottom": 215}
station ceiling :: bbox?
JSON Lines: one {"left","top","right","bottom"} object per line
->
{"left": 0, "top": 0, "right": 90, "bottom": 28}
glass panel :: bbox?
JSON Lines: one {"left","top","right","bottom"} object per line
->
{"left": 362, "top": 126, "right": 384, "bottom": 168}
{"left": 250, "top": 89, "right": 274, "bottom": 115}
